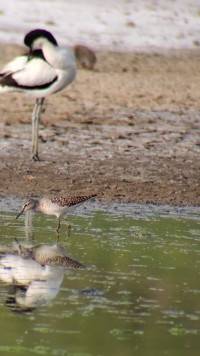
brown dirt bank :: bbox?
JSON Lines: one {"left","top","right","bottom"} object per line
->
{"left": 0, "top": 44, "right": 199, "bottom": 205}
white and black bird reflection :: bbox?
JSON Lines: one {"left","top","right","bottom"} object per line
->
{"left": 0, "top": 29, "right": 77, "bottom": 161}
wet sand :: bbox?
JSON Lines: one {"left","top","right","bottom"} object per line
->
{"left": 0, "top": 43, "right": 199, "bottom": 205}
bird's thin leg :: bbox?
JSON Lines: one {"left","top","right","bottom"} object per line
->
{"left": 31, "top": 98, "right": 45, "bottom": 161}
{"left": 65, "top": 218, "right": 71, "bottom": 237}
{"left": 31, "top": 99, "right": 39, "bottom": 160}
{"left": 56, "top": 218, "right": 61, "bottom": 233}
{"left": 56, "top": 233, "right": 60, "bottom": 243}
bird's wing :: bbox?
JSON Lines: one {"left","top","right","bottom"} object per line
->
{"left": 11, "top": 57, "right": 58, "bottom": 89}
{"left": 50, "top": 195, "right": 96, "bottom": 207}
{"left": 0, "top": 55, "right": 28, "bottom": 77}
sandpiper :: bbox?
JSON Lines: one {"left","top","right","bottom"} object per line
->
{"left": 16, "top": 194, "right": 96, "bottom": 233}
{"left": 14, "top": 239, "right": 85, "bottom": 268}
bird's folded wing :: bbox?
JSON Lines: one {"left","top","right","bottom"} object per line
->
{"left": 0, "top": 55, "right": 28, "bottom": 76}
{"left": 12, "top": 58, "right": 57, "bottom": 88}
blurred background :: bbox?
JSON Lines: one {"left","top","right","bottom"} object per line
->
{"left": 0, "top": 0, "right": 199, "bottom": 51}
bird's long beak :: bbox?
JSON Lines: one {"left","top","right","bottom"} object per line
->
{"left": 16, "top": 208, "right": 25, "bottom": 220}
{"left": 28, "top": 48, "right": 33, "bottom": 61}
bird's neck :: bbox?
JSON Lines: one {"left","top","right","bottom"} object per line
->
{"left": 33, "top": 200, "right": 41, "bottom": 213}
{"left": 42, "top": 42, "right": 58, "bottom": 66}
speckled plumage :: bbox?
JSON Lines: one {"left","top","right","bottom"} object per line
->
{"left": 46, "top": 195, "right": 95, "bottom": 208}
{"left": 15, "top": 240, "right": 85, "bottom": 268}
{"left": 16, "top": 194, "right": 96, "bottom": 233}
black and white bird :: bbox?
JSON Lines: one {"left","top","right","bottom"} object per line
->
{"left": 0, "top": 29, "right": 77, "bottom": 161}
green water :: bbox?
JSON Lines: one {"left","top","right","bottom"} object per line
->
{"left": 0, "top": 200, "right": 200, "bottom": 356}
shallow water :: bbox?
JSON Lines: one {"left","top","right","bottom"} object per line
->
{"left": 0, "top": 198, "right": 200, "bottom": 356}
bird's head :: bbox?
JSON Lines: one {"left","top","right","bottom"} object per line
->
{"left": 16, "top": 199, "right": 38, "bottom": 219}
{"left": 24, "top": 29, "right": 58, "bottom": 50}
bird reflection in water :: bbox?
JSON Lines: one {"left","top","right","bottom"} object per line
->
{"left": 0, "top": 240, "right": 85, "bottom": 312}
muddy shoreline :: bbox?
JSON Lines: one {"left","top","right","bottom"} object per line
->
{"left": 0, "top": 44, "right": 199, "bottom": 205}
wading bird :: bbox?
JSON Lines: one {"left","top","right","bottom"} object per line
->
{"left": 16, "top": 194, "right": 96, "bottom": 234}
{"left": 0, "top": 29, "right": 77, "bottom": 161}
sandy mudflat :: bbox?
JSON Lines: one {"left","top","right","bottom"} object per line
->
{"left": 0, "top": 43, "right": 199, "bottom": 205}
